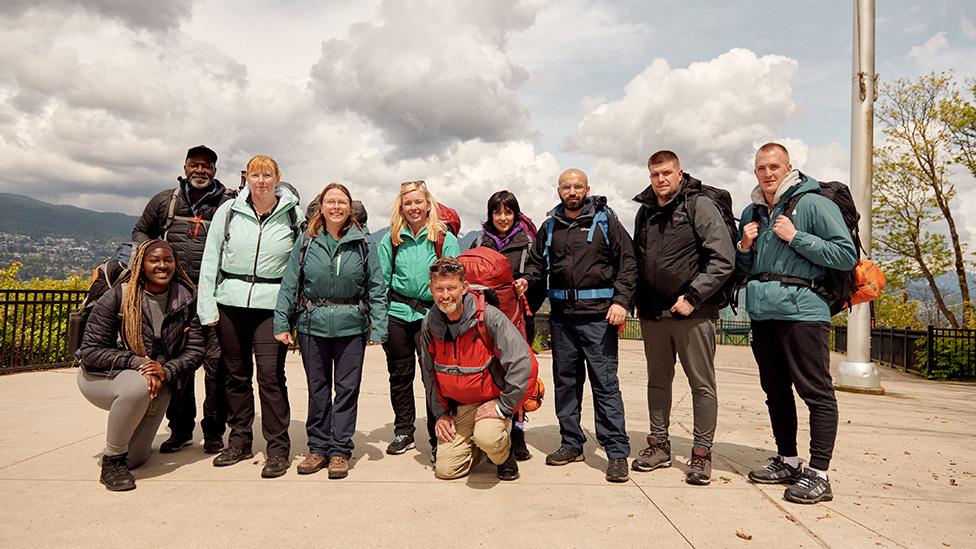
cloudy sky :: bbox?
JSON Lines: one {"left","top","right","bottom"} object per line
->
{"left": 1, "top": 0, "right": 975, "bottom": 242}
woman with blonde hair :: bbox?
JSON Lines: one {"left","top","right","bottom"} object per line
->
{"left": 198, "top": 155, "right": 303, "bottom": 478}
{"left": 274, "top": 183, "right": 388, "bottom": 478}
{"left": 77, "top": 239, "right": 204, "bottom": 491}
{"left": 378, "top": 180, "right": 460, "bottom": 459}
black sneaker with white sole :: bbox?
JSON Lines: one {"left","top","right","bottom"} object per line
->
{"left": 784, "top": 468, "right": 833, "bottom": 504}
{"left": 386, "top": 434, "right": 415, "bottom": 455}
{"left": 748, "top": 456, "right": 802, "bottom": 484}
{"left": 545, "top": 446, "right": 584, "bottom": 466}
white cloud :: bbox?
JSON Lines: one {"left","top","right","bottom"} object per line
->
{"left": 961, "top": 17, "right": 976, "bottom": 40}
{"left": 309, "top": 0, "right": 541, "bottom": 158}
{"left": 908, "top": 31, "right": 949, "bottom": 60}
{"left": 0, "top": 0, "right": 191, "bottom": 31}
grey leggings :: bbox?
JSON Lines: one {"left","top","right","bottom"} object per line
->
{"left": 77, "top": 368, "right": 172, "bottom": 468}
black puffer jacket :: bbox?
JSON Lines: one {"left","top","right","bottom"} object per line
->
{"left": 633, "top": 174, "right": 735, "bottom": 319}
{"left": 132, "top": 179, "right": 234, "bottom": 282}
{"left": 470, "top": 225, "right": 547, "bottom": 313}
{"left": 78, "top": 281, "right": 204, "bottom": 384}
{"left": 521, "top": 196, "right": 637, "bottom": 316}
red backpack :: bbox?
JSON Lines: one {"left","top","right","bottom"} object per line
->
{"left": 457, "top": 247, "right": 528, "bottom": 340}
{"left": 437, "top": 203, "right": 461, "bottom": 237}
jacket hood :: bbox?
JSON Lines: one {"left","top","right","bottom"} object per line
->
{"left": 233, "top": 184, "right": 299, "bottom": 213}
{"left": 750, "top": 170, "right": 818, "bottom": 209}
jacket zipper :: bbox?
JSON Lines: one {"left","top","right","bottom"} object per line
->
{"left": 247, "top": 217, "right": 266, "bottom": 307}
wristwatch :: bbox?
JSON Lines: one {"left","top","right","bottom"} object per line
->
{"left": 736, "top": 240, "right": 748, "bottom": 252}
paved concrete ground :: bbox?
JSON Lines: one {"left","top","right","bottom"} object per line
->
{"left": 1, "top": 341, "right": 973, "bottom": 548}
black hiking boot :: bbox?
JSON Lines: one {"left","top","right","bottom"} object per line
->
{"left": 511, "top": 425, "right": 531, "bottom": 461}
{"left": 100, "top": 453, "right": 136, "bottom": 492}
{"left": 784, "top": 469, "right": 834, "bottom": 504}
{"left": 748, "top": 456, "right": 802, "bottom": 485}
{"left": 497, "top": 452, "right": 520, "bottom": 481}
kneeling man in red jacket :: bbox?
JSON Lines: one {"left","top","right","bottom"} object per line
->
{"left": 420, "top": 257, "right": 535, "bottom": 481}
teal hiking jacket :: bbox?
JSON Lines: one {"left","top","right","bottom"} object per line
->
{"left": 378, "top": 227, "right": 460, "bottom": 323}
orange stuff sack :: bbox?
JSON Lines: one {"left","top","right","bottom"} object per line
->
{"left": 848, "top": 259, "right": 886, "bottom": 306}
{"left": 521, "top": 378, "right": 545, "bottom": 413}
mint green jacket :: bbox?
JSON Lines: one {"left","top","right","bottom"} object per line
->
{"left": 378, "top": 227, "right": 460, "bottom": 323}
{"left": 197, "top": 187, "right": 303, "bottom": 325}
{"left": 736, "top": 173, "right": 857, "bottom": 322}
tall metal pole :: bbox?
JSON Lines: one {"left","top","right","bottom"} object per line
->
{"left": 836, "top": 0, "right": 884, "bottom": 394}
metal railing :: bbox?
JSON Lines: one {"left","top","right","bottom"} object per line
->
{"left": 832, "top": 325, "right": 975, "bottom": 380}
{"left": 1, "top": 289, "right": 86, "bottom": 373}
{"left": 534, "top": 315, "right": 752, "bottom": 348}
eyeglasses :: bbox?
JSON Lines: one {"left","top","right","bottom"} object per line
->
{"left": 322, "top": 200, "right": 350, "bottom": 208}
{"left": 401, "top": 180, "right": 426, "bottom": 188}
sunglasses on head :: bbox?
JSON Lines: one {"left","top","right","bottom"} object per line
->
{"left": 429, "top": 262, "right": 462, "bottom": 274}
{"left": 401, "top": 180, "right": 426, "bottom": 188}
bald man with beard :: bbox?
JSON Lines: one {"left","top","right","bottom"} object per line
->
{"left": 516, "top": 168, "right": 637, "bottom": 483}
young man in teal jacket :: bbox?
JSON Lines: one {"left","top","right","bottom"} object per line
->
{"left": 736, "top": 143, "right": 856, "bottom": 505}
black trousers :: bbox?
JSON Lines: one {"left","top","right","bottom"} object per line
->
{"left": 164, "top": 370, "right": 196, "bottom": 437}
{"left": 751, "top": 320, "right": 837, "bottom": 471}
{"left": 164, "top": 326, "right": 227, "bottom": 440}
{"left": 217, "top": 305, "right": 290, "bottom": 457}
{"left": 382, "top": 315, "right": 436, "bottom": 446}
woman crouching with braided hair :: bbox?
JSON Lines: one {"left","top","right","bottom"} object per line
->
{"left": 77, "top": 239, "right": 204, "bottom": 491}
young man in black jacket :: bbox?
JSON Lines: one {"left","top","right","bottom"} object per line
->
{"left": 131, "top": 145, "right": 233, "bottom": 454}
{"left": 631, "top": 150, "right": 735, "bottom": 485}
{"left": 516, "top": 168, "right": 637, "bottom": 482}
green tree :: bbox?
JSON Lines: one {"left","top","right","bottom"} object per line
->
{"left": 877, "top": 72, "right": 973, "bottom": 326}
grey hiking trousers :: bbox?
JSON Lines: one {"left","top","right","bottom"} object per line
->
{"left": 640, "top": 317, "right": 718, "bottom": 450}
{"left": 77, "top": 368, "right": 171, "bottom": 468}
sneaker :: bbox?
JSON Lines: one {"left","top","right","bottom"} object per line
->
{"left": 748, "top": 456, "right": 802, "bottom": 485}
{"left": 261, "top": 455, "right": 290, "bottom": 478}
{"left": 511, "top": 426, "right": 531, "bottom": 461}
{"left": 545, "top": 446, "right": 584, "bottom": 466}
{"left": 606, "top": 457, "right": 630, "bottom": 483}
{"left": 100, "top": 453, "right": 136, "bottom": 492}
{"left": 632, "top": 436, "right": 671, "bottom": 472}
{"left": 212, "top": 446, "right": 254, "bottom": 467}
{"left": 496, "top": 452, "right": 520, "bottom": 481}
{"left": 159, "top": 433, "right": 193, "bottom": 454}
{"left": 685, "top": 447, "right": 712, "bottom": 486}
{"left": 297, "top": 453, "right": 327, "bottom": 475}
{"left": 328, "top": 456, "right": 349, "bottom": 479}
{"left": 386, "top": 434, "right": 415, "bottom": 455}
{"left": 203, "top": 438, "right": 224, "bottom": 455}
{"left": 784, "top": 468, "right": 833, "bottom": 504}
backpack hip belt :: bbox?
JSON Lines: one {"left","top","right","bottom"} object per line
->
{"left": 219, "top": 271, "right": 282, "bottom": 284}
{"left": 389, "top": 289, "right": 434, "bottom": 315}
{"left": 749, "top": 273, "right": 827, "bottom": 295}
{"left": 547, "top": 288, "right": 614, "bottom": 301}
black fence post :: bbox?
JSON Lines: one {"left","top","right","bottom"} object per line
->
{"left": 926, "top": 324, "right": 935, "bottom": 378}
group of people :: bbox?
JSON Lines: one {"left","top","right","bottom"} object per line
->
{"left": 76, "top": 141, "right": 856, "bottom": 506}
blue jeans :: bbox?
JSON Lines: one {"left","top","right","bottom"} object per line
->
{"left": 550, "top": 314, "right": 630, "bottom": 458}
{"left": 299, "top": 333, "right": 366, "bottom": 458}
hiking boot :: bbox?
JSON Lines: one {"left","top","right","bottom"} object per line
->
{"left": 297, "top": 453, "right": 327, "bottom": 475}
{"left": 159, "top": 433, "right": 193, "bottom": 453}
{"left": 496, "top": 452, "right": 520, "bottom": 481}
{"left": 386, "top": 434, "right": 415, "bottom": 455}
{"left": 261, "top": 455, "right": 290, "bottom": 478}
{"left": 632, "top": 436, "right": 671, "bottom": 472}
{"left": 100, "top": 453, "right": 136, "bottom": 492}
{"left": 203, "top": 438, "right": 224, "bottom": 455}
{"left": 748, "top": 456, "right": 802, "bottom": 485}
{"left": 685, "top": 447, "right": 712, "bottom": 486}
{"left": 328, "top": 456, "right": 349, "bottom": 479}
{"left": 511, "top": 425, "right": 531, "bottom": 461}
{"left": 212, "top": 446, "right": 254, "bottom": 467}
{"left": 784, "top": 469, "right": 833, "bottom": 504}
{"left": 606, "top": 457, "right": 630, "bottom": 483}
{"left": 545, "top": 446, "right": 584, "bottom": 466}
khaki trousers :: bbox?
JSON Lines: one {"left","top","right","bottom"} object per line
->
{"left": 435, "top": 403, "right": 511, "bottom": 480}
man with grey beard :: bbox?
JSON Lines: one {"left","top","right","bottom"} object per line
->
{"left": 132, "top": 145, "right": 234, "bottom": 455}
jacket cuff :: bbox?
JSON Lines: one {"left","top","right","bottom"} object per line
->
{"left": 684, "top": 290, "right": 703, "bottom": 309}
{"left": 129, "top": 356, "right": 145, "bottom": 370}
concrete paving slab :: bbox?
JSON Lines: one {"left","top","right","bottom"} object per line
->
{"left": 1, "top": 341, "right": 974, "bottom": 548}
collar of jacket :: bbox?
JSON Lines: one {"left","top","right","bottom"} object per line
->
{"left": 313, "top": 225, "right": 368, "bottom": 249}
{"left": 426, "top": 293, "right": 479, "bottom": 341}
{"left": 231, "top": 185, "right": 298, "bottom": 220}
{"left": 633, "top": 172, "right": 702, "bottom": 212}
{"left": 481, "top": 220, "right": 526, "bottom": 250}
{"left": 547, "top": 195, "right": 608, "bottom": 223}
{"left": 124, "top": 279, "right": 196, "bottom": 319}
{"left": 750, "top": 170, "right": 818, "bottom": 210}
{"left": 180, "top": 178, "right": 226, "bottom": 207}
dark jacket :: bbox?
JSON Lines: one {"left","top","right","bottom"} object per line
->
{"left": 132, "top": 179, "right": 234, "bottom": 282}
{"left": 521, "top": 196, "right": 637, "bottom": 316}
{"left": 470, "top": 222, "right": 546, "bottom": 313}
{"left": 78, "top": 280, "right": 204, "bottom": 384}
{"left": 633, "top": 174, "right": 735, "bottom": 319}
{"left": 420, "top": 294, "right": 533, "bottom": 418}
{"left": 273, "top": 226, "right": 389, "bottom": 342}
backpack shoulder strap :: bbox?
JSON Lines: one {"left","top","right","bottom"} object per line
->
{"left": 542, "top": 217, "right": 556, "bottom": 270}
{"left": 474, "top": 234, "right": 483, "bottom": 248}
{"left": 162, "top": 188, "right": 181, "bottom": 239}
{"left": 473, "top": 294, "right": 495, "bottom": 356}
{"left": 434, "top": 231, "right": 445, "bottom": 259}
{"left": 287, "top": 207, "right": 300, "bottom": 242}
{"left": 588, "top": 208, "right": 610, "bottom": 247}
{"left": 217, "top": 206, "right": 236, "bottom": 275}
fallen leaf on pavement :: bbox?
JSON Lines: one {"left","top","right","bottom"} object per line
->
{"left": 817, "top": 513, "right": 831, "bottom": 520}
{"left": 949, "top": 479, "right": 958, "bottom": 486}
{"left": 785, "top": 514, "right": 797, "bottom": 522}
{"left": 735, "top": 530, "right": 752, "bottom": 540}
